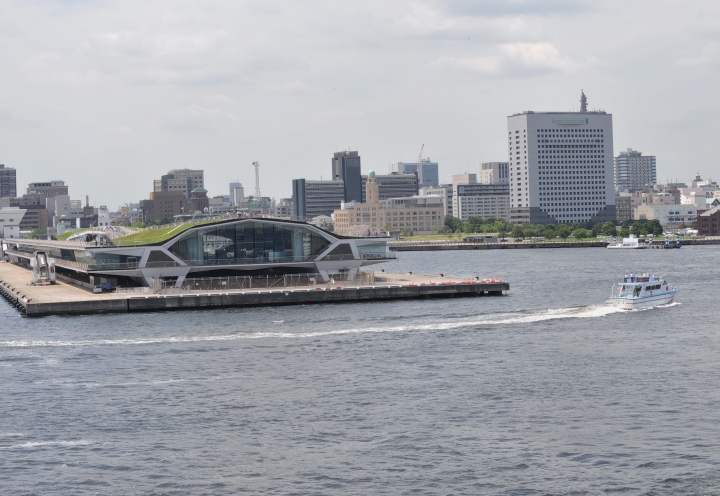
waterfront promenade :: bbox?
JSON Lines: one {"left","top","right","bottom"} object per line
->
{"left": 390, "top": 236, "right": 720, "bottom": 251}
{"left": 0, "top": 262, "right": 508, "bottom": 317}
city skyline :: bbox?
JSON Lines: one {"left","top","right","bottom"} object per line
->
{"left": 1, "top": 1, "right": 719, "bottom": 208}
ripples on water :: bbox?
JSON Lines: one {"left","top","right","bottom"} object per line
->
{"left": 1, "top": 247, "right": 719, "bottom": 495}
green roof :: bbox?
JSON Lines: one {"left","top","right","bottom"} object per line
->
{"left": 112, "top": 219, "right": 226, "bottom": 246}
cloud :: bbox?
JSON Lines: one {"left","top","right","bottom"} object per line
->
{"left": 436, "top": 0, "right": 591, "bottom": 17}
{"left": 676, "top": 42, "right": 720, "bottom": 68}
{"left": 265, "top": 81, "right": 315, "bottom": 94}
{"left": 184, "top": 104, "right": 238, "bottom": 121}
{"left": 103, "top": 126, "right": 136, "bottom": 135}
{"left": 202, "top": 94, "right": 234, "bottom": 104}
{"left": 436, "top": 42, "right": 573, "bottom": 76}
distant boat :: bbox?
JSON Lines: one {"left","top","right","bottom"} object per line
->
{"left": 606, "top": 273, "right": 677, "bottom": 310}
{"left": 607, "top": 234, "right": 647, "bottom": 249}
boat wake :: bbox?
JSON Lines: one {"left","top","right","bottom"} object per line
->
{"left": 0, "top": 305, "right": 625, "bottom": 349}
{"left": 628, "top": 301, "right": 682, "bottom": 312}
{"left": 0, "top": 440, "right": 95, "bottom": 450}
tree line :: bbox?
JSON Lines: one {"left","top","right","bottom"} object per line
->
{"left": 440, "top": 216, "right": 664, "bottom": 240}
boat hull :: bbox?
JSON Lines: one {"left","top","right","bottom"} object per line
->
{"left": 607, "top": 291, "right": 676, "bottom": 310}
{"left": 607, "top": 245, "right": 647, "bottom": 249}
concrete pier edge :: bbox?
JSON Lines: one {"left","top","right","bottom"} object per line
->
{"left": 0, "top": 263, "right": 509, "bottom": 318}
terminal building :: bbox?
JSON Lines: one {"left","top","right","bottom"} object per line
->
{"left": 2, "top": 218, "right": 392, "bottom": 288}
{"left": 507, "top": 91, "right": 616, "bottom": 224}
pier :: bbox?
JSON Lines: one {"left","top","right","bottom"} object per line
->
{"left": 0, "top": 262, "right": 509, "bottom": 318}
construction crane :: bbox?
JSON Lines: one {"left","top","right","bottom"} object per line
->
{"left": 253, "top": 161, "right": 261, "bottom": 198}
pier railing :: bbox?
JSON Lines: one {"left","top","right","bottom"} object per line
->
{"left": 157, "top": 271, "right": 376, "bottom": 293}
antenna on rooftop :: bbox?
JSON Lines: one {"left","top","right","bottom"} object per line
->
{"left": 253, "top": 161, "right": 261, "bottom": 197}
{"left": 580, "top": 89, "right": 588, "bottom": 113}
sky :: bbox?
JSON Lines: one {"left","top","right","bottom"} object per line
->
{"left": 1, "top": 0, "right": 719, "bottom": 209}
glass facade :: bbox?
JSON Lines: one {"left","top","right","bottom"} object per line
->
{"left": 168, "top": 220, "right": 332, "bottom": 264}
{"left": 356, "top": 243, "right": 388, "bottom": 259}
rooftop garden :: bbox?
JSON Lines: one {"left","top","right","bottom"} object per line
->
{"left": 112, "top": 218, "right": 227, "bottom": 246}
{"left": 56, "top": 228, "right": 92, "bottom": 240}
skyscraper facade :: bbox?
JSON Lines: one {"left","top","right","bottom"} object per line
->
{"left": 506, "top": 92, "right": 616, "bottom": 224}
{"left": 332, "top": 151, "right": 362, "bottom": 203}
{"left": 614, "top": 148, "right": 657, "bottom": 191}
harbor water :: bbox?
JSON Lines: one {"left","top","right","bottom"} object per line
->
{"left": 1, "top": 246, "right": 719, "bottom": 495}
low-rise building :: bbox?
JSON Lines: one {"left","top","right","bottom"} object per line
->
{"left": 419, "top": 184, "right": 452, "bottom": 217}
{"left": 361, "top": 173, "right": 418, "bottom": 202}
{"left": 698, "top": 206, "right": 720, "bottom": 235}
{"left": 455, "top": 183, "right": 510, "bottom": 221}
{"left": 27, "top": 180, "right": 68, "bottom": 198}
{"left": 615, "top": 196, "right": 632, "bottom": 223}
{"left": 153, "top": 169, "right": 204, "bottom": 198}
{"left": 334, "top": 170, "right": 444, "bottom": 234}
{"left": 141, "top": 191, "right": 191, "bottom": 222}
{"left": 274, "top": 198, "right": 293, "bottom": 219}
{"left": 635, "top": 204, "right": 697, "bottom": 227}
{"left": 0, "top": 207, "right": 26, "bottom": 238}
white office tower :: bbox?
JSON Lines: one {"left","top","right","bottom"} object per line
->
{"left": 614, "top": 149, "right": 657, "bottom": 191}
{"left": 506, "top": 91, "right": 615, "bottom": 224}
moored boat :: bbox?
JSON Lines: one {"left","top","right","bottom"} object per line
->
{"left": 607, "top": 273, "right": 677, "bottom": 310}
{"left": 607, "top": 234, "right": 647, "bottom": 249}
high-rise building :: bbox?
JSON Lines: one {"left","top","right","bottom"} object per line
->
{"left": 229, "top": 182, "right": 244, "bottom": 205}
{"left": 361, "top": 174, "right": 418, "bottom": 202}
{"left": 154, "top": 169, "right": 204, "bottom": 198}
{"left": 506, "top": 91, "right": 615, "bottom": 224}
{"left": 480, "top": 162, "right": 509, "bottom": 185}
{"left": 0, "top": 165, "right": 17, "bottom": 198}
{"left": 292, "top": 179, "right": 345, "bottom": 221}
{"left": 614, "top": 149, "right": 657, "bottom": 191}
{"left": 391, "top": 159, "right": 439, "bottom": 187}
{"left": 332, "top": 151, "right": 362, "bottom": 202}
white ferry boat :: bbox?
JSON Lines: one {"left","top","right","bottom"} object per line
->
{"left": 607, "top": 274, "right": 678, "bottom": 310}
{"left": 607, "top": 234, "right": 647, "bottom": 249}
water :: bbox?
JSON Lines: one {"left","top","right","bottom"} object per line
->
{"left": 1, "top": 246, "right": 719, "bottom": 495}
